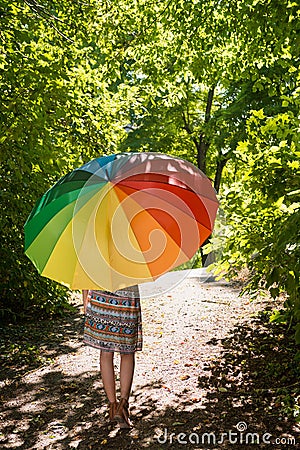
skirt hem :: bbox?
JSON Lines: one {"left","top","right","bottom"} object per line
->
{"left": 83, "top": 337, "right": 142, "bottom": 354}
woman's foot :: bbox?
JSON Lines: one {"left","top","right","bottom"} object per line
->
{"left": 108, "top": 401, "right": 117, "bottom": 423}
{"left": 114, "top": 398, "right": 131, "bottom": 428}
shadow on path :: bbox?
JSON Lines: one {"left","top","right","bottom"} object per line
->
{"left": 0, "top": 308, "right": 299, "bottom": 449}
{"left": 0, "top": 305, "right": 83, "bottom": 382}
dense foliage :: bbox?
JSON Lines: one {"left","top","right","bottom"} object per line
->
{"left": 0, "top": 0, "right": 299, "bottom": 344}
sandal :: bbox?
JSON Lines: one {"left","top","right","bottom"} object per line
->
{"left": 108, "top": 401, "right": 117, "bottom": 423}
{"left": 114, "top": 397, "right": 131, "bottom": 428}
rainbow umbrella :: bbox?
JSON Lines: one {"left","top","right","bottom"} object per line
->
{"left": 24, "top": 152, "right": 219, "bottom": 292}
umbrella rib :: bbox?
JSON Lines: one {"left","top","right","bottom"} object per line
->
{"left": 71, "top": 190, "right": 109, "bottom": 291}
{"left": 25, "top": 183, "right": 105, "bottom": 249}
{"left": 117, "top": 196, "right": 191, "bottom": 268}
{"left": 112, "top": 192, "right": 149, "bottom": 269}
{"left": 116, "top": 182, "right": 216, "bottom": 231}
{"left": 116, "top": 178, "right": 218, "bottom": 203}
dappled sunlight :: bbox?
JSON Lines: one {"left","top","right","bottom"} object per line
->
{"left": 1, "top": 280, "right": 299, "bottom": 449}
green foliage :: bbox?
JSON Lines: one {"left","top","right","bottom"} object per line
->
{"left": 1, "top": 0, "right": 300, "bottom": 347}
{"left": 201, "top": 0, "right": 300, "bottom": 344}
{"left": 0, "top": 0, "right": 126, "bottom": 319}
{"left": 209, "top": 94, "right": 300, "bottom": 342}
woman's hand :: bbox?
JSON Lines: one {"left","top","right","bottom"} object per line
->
{"left": 82, "top": 290, "right": 89, "bottom": 314}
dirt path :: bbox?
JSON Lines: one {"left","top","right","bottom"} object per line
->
{"left": 0, "top": 272, "right": 299, "bottom": 449}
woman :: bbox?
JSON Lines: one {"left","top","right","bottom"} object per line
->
{"left": 82, "top": 285, "right": 142, "bottom": 428}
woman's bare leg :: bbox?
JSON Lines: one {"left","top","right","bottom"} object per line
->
{"left": 100, "top": 350, "right": 116, "bottom": 403}
{"left": 120, "top": 353, "right": 135, "bottom": 400}
{"left": 114, "top": 352, "right": 135, "bottom": 427}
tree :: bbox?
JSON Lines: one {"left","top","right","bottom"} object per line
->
{"left": 1, "top": 0, "right": 299, "bottom": 337}
{"left": 206, "top": 0, "right": 300, "bottom": 342}
{"left": 112, "top": 0, "right": 300, "bottom": 342}
{"left": 0, "top": 0, "right": 129, "bottom": 318}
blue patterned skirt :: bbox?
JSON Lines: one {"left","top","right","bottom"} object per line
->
{"left": 83, "top": 285, "right": 143, "bottom": 354}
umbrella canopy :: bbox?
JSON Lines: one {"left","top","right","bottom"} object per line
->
{"left": 24, "top": 152, "right": 219, "bottom": 292}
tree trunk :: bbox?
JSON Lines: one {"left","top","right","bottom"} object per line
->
{"left": 197, "top": 87, "right": 214, "bottom": 174}
{"left": 182, "top": 87, "right": 216, "bottom": 267}
{"left": 214, "top": 157, "right": 228, "bottom": 193}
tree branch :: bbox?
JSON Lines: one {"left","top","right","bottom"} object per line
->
{"left": 197, "top": 87, "right": 215, "bottom": 173}
{"left": 23, "top": 0, "right": 74, "bottom": 43}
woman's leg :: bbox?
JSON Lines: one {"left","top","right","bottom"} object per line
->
{"left": 120, "top": 352, "right": 135, "bottom": 400}
{"left": 114, "top": 352, "right": 135, "bottom": 427}
{"left": 100, "top": 350, "right": 116, "bottom": 403}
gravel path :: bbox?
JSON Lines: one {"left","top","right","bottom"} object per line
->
{"left": 0, "top": 271, "right": 299, "bottom": 449}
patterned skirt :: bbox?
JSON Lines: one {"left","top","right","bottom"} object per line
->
{"left": 83, "top": 285, "right": 143, "bottom": 354}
